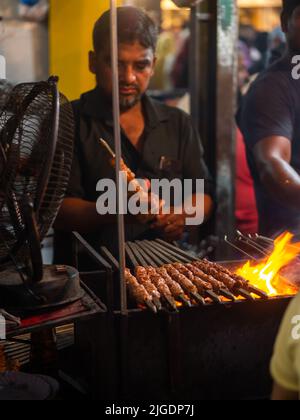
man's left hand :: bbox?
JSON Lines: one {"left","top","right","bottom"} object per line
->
{"left": 150, "top": 210, "right": 185, "bottom": 242}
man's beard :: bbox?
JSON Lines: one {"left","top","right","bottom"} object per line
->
{"left": 119, "top": 92, "right": 142, "bottom": 112}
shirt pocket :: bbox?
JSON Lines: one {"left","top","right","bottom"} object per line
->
{"left": 158, "top": 156, "right": 183, "bottom": 179}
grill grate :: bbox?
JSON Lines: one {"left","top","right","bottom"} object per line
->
{"left": 100, "top": 237, "right": 273, "bottom": 313}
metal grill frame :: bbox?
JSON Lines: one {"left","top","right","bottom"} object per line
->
{"left": 71, "top": 232, "right": 294, "bottom": 400}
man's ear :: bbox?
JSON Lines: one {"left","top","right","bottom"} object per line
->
{"left": 281, "top": 12, "right": 288, "bottom": 33}
{"left": 89, "top": 51, "right": 97, "bottom": 74}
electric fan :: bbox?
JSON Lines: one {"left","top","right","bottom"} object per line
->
{"left": 0, "top": 76, "right": 83, "bottom": 313}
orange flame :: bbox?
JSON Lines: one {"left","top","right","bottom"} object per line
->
{"left": 236, "top": 232, "right": 300, "bottom": 297}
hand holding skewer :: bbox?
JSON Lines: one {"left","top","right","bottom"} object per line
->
{"left": 99, "top": 138, "right": 165, "bottom": 224}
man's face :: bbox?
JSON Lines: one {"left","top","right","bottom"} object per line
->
{"left": 89, "top": 41, "right": 156, "bottom": 111}
{"left": 283, "top": 6, "right": 300, "bottom": 52}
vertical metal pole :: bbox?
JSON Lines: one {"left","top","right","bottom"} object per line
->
{"left": 110, "top": 1, "right": 128, "bottom": 315}
{"left": 214, "top": 0, "right": 238, "bottom": 259}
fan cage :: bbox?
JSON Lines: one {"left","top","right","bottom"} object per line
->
{"left": 0, "top": 79, "right": 74, "bottom": 269}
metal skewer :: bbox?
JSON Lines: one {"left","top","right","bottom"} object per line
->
{"left": 141, "top": 243, "right": 217, "bottom": 304}
{"left": 139, "top": 241, "right": 180, "bottom": 265}
{"left": 253, "top": 233, "right": 274, "bottom": 244}
{"left": 147, "top": 240, "right": 192, "bottom": 263}
{"left": 125, "top": 244, "right": 162, "bottom": 311}
{"left": 101, "top": 245, "right": 157, "bottom": 313}
{"left": 127, "top": 242, "right": 151, "bottom": 267}
{"left": 100, "top": 246, "right": 120, "bottom": 271}
{"left": 155, "top": 239, "right": 197, "bottom": 261}
{"left": 128, "top": 243, "right": 179, "bottom": 311}
{"left": 125, "top": 243, "right": 140, "bottom": 268}
{"left": 235, "top": 288, "right": 255, "bottom": 301}
{"left": 135, "top": 242, "right": 192, "bottom": 307}
{"left": 136, "top": 241, "right": 170, "bottom": 266}
{"left": 224, "top": 235, "right": 259, "bottom": 261}
{"left": 99, "top": 138, "right": 116, "bottom": 158}
{"left": 236, "top": 231, "right": 269, "bottom": 257}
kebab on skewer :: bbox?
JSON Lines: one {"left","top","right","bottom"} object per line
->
{"left": 163, "top": 264, "right": 206, "bottom": 305}
{"left": 172, "top": 263, "right": 222, "bottom": 304}
{"left": 155, "top": 267, "right": 192, "bottom": 307}
{"left": 185, "top": 263, "right": 236, "bottom": 301}
{"left": 135, "top": 266, "right": 162, "bottom": 311}
{"left": 125, "top": 268, "right": 157, "bottom": 313}
{"left": 144, "top": 267, "right": 178, "bottom": 311}
{"left": 99, "top": 138, "right": 163, "bottom": 221}
{"left": 146, "top": 266, "right": 192, "bottom": 307}
{"left": 201, "top": 259, "right": 268, "bottom": 299}
{"left": 192, "top": 260, "right": 255, "bottom": 300}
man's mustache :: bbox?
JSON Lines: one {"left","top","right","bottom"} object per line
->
{"left": 119, "top": 84, "right": 140, "bottom": 91}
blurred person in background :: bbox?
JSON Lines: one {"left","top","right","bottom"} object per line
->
{"left": 267, "top": 26, "right": 286, "bottom": 66}
{"left": 271, "top": 292, "right": 300, "bottom": 400}
{"left": 235, "top": 46, "right": 258, "bottom": 234}
{"left": 238, "top": 0, "right": 300, "bottom": 238}
{"left": 239, "top": 24, "right": 262, "bottom": 73}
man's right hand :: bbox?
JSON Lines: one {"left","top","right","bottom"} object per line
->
{"left": 135, "top": 190, "right": 164, "bottom": 224}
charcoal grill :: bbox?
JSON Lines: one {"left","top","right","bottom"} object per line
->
{"left": 125, "top": 239, "right": 270, "bottom": 307}
{"left": 72, "top": 232, "right": 296, "bottom": 400}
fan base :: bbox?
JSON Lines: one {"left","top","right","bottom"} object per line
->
{"left": 0, "top": 265, "right": 84, "bottom": 314}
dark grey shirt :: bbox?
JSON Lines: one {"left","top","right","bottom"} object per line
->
{"left": 238, "top": 55, "right": 300, "bottom": 237}
{"left": 60, "top": 88, "right": 213, "bottom": 255}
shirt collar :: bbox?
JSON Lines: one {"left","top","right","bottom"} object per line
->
{"left": 80, "top": 87, "right": 170, "bottom": 128}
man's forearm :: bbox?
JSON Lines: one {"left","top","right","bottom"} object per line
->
{"left": 54, "top": 198, "right": 135, "bottom": 233}
{"left": 260, "top": 157, "right": 300, "bottom": 209}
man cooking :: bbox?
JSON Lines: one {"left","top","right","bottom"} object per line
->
{"left": 54, "top": 7, "right": 213, "bottom": 257}
{"left": 239, "top": 0, "right": 300, "bottom": 237}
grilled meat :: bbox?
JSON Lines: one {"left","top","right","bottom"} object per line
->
{"left": 186, "top": 263, "right": 226, "bottom": 292}
{"left": 164, "top": 264, "right": 198, "bottom": 294}
{"left": 172, "top": 263, "right": 213, "bottom": 294}
{"left": 125, "top": 268, "right": 152, "bottom": 305}
{"left": 203, "top": 259, "right": 249, "bottom": 288}
{"left": 135, "top": 266, "right": 161, "bottom": 300}
{"left": 193, "top": 260, "right": 248, "bottom": 291}
{"left": 147, "top": 272, "right": 173, "bottom": 298}
{"left": 156, "top": 267, "right": 186, "bottom": 298}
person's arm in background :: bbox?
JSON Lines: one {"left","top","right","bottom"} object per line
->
{"left": 238, "top": 72, "right": 300, "bottom": 208}
{"left": 253, "top": 136, "right": 300, "bottom": 209}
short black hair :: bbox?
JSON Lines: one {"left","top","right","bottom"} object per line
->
{"left": 282, "top": 0, "right": 300, "bottom": 18}
{"left": 93, "top": 6, "right": 158, "bottom": 53}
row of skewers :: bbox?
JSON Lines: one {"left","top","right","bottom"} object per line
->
{"left": 125, "top": 260, "right": 268, "bottom": 313}
{"left": 98, "top": 139, "right": 269, "bottom": 312}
